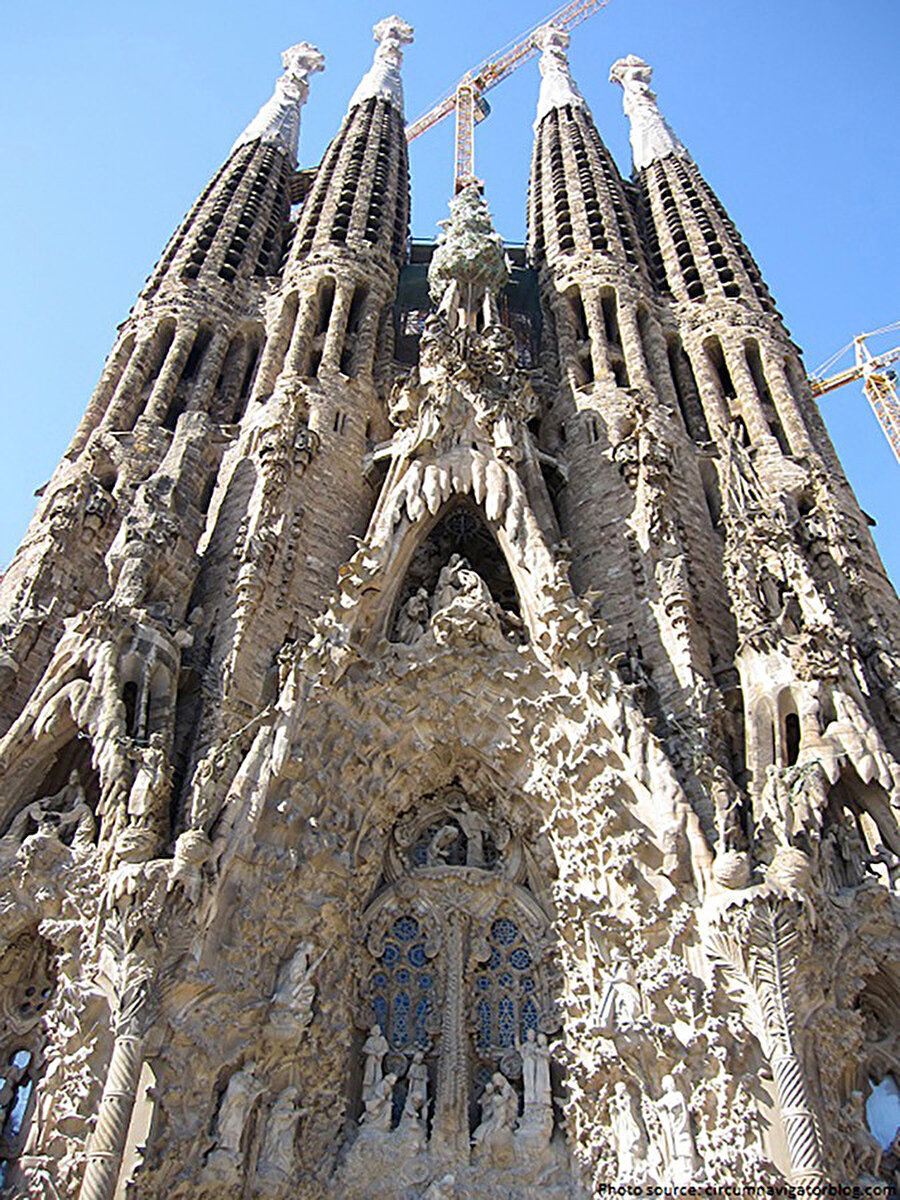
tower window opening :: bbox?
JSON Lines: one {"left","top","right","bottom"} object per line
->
{"left": 235, "top": 338, "right": 262, "bottom": 421}
{"left": 667, "top": 336, "right": 710, "bottom": 442}
{"left": 566, "top": 289, "right": 594, "bottom": 386}
{"left": 704, "top": 337, "right": 737, "bottom": 402}
{"left": 785, "top": 712, "right": 801, "bottom": 767}
{"left": 315, "top": 279, "right": 336, "bottom": 336}
{"left": 179, "top": 326, "right": 212, "bottom": 384}
{"left": 600, "top": 289, "right": 621, "bottom": 350}
{"left": 746, "top": 339, "right": 790, "bottom": 453}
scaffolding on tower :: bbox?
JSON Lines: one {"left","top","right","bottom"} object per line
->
{"left": 809, "top": 323, "right": 900, "bottom": 466}
{"left": 405, "top": 0, "right": 611, "bottom": 193}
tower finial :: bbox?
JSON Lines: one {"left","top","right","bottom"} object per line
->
{"left": 232, "top": 42, "right": 325, "bottom": 164}
{"left": 609, "top": 55, "right": 687, "bottom": 171}
{"left": 428, "top": 183, "right": 509, "bottom": 331}
{"left": 533, "top": 25, "right": 591, "bottom": 130}
{"left": 347, "top": 15, "right": 414, "bottom": 114}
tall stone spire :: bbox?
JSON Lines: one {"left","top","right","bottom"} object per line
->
{"left": 609, "top": 55, "right": 687, "bottom": 171}
{"left": 232, "top": 41, "right": 325, "bottom": 164}
{"left": 347, "top": 15, "right": 414, "bottom": 114}
{"left": 609, "top": 54, "right": 824, "bottom": 463}
{"left": 533, "top": 25, "right": 590, "bottom": 129}
{"left": 527, "top": 30, "right": 645, "bottom": 273}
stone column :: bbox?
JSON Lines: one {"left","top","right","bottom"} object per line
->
{"left": 188, "top": 329, "right": 231, "bottom": 416}
{"left": 722, "top": 339, "right": 772, "bottom": 446}
{"left": 617, "top": 299, "right": 653, "bottom": 393}
{"left": 431, "top": 912, "right": 469, "bottom": 1162}
{"left": 760, "top": 346, "right": 814, "bottom": 456}
{"left": 284, "top": 292, "right": 319, "bottom": 376}
{"left": 66, "top": 333, "right": 138, "bottom": 456}
{"left": 144, "top": 327, "right": 197, "bottom": 423}
{"left": 322, "top": 281, "right": 354, "bottom": 371}
{"left": 79, "top": 958, "right": 155, "bottom": 1200}
{"left": 686, "top": 342, "right": 731, "bottom": 437}
{"left": 253, "top": 294, "right": 299, "bottom": 401}
{"left": 102, "top": 329, "right": 167, "bottom": 430}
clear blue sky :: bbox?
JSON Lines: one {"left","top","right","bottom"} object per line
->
{"left": 1, "top": 0, "right": 898, "bottom": 586}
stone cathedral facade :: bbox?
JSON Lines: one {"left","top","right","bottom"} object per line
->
{"left": 0, "top": 14, "right": 897, "bottom": 1198}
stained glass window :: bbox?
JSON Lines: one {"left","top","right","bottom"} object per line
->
{"left": 472, "top": 915, "right": 545, "bottom": 1053}
{"left": 367, "top": 915, "right": 433, "bottom": 1050}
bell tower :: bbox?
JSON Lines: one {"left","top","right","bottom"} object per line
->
{"left": 0, "top": 16, "right": 897, "bottom": 1200}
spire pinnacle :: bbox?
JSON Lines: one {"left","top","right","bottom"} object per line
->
{"left": 609, "top": 55, "right": 687, "bottom": 171}
{"left": 232, "top": 42, "right": 325, "bottom": 164}
{"left": 533, "top": 25, "right": 591, "bottom": 130}
{"left": 347, "top": 15, "right": 414, "bottom": 115}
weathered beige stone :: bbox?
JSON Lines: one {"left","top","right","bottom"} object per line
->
{"left": 0, "top": 16, "right": 896, "bottom": 1200}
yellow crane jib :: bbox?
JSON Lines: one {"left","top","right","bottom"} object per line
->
{"left": 810, "top": 325, "right": 900, "bottom": 465}
{"left": 405, "top": 0, "right": 611, "bottom": 192}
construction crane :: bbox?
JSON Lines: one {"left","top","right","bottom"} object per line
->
{"left": 405, "top": 0, "right": 611, "bottom": 193}
{"left": 809, "top": 323, "right": 900, "bottom": 465}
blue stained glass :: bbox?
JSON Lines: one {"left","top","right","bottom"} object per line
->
{"left": 372, "top": 995, "right": 388, "bottom": 1029}
{"left": 382, "top": 944, "right": 399, "bottom": 966}
{"left": 419, "top": 974, "right": 432, "bottom": 989}
{"left": 491, "top": 918, "right": 518, "bottom": 946}
{"left": 510, "top": 947, "right": 531, "bottom": 970}
{"left": 393, "top": 917, "right": 420, "bottom": 942}
{"left": 498, "top": 996, "right": 515, "bottom": 1047}
{"left": 395, "top": 968, "right": 410, "bottom": 985}
{"left": 522, "top": 996, "right": 540, "bottom": 1032}
{"left": 394, "top": 992, "right": 410, "bottom": 1046}
{"left": 408, "top": 944, "right": 427, "bottom": 966}
{"left": 414, "top": 997, "right": 431, "bottom": 1046}
{"left": 522, "top": 977, "right": 536, "bottom": 993}
{"left": 476, "top": 976, "right": 490, "bottom": 992}
{"left": 477, "top": 998, "right": 491, "bottom": 1051}
{"left": 412, "top": 842, "right": 428, "bottom": 865}
{"left": 372, "top": 972, "right": 388, "bottom": 988}
{"left": 5, "top": 1081, "right": 32, "bottom": 1137}
{"left": 498, "top": 972, "right": 513, "bottom": 989}
{"left": 488, "top": 948, "right": 501, "bottom": 970}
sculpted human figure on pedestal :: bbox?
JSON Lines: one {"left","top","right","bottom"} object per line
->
{"left": 256, "top": 1086, "right": 304, "bottom": 1183}
{"left": 401, "top": 1051, "right": 429, "bottom": 1122}
{"left": 656, "top": 1074, "right": 698, "bottom": 1185}
{"left": 395, "top": 587, "right": 430, "bottom": 644}
{"left": 362, "top": 1023, "right": 390, "bottom": 1101}
{"left": 518, "top": 1028, "right": 552, "bottom": 1111}
{"left": 360, "top": 1072, "right": 398, "bottom": 1132}
{"left": 611, "top": 1081, "right": 648, "bottom": 1184}
{"left": 269, "top": 941, "right": 317, "bottom": 1040}
{"left": 472, "top": 1071, "right": 518, "bottom": 1156}
{"left": 214, "top": 1063, "right": 263, "bottom": 1160}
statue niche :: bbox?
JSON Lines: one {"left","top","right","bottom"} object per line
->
{"left": 390, "top": 505, "right": 524, "bottom": 647}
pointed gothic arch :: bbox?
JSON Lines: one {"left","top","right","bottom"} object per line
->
{"left": 364, "top": 495, "right": 539, "bottom": 648}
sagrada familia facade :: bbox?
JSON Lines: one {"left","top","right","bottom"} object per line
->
{"left": 0, "top": 14, "right": 897, "bottom": 1198}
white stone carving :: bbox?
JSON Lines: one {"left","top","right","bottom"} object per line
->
{"left": 232, "top": 42, "right": 325, "bottom": 162}
{"left": 655, "top": 1074, "right": 699, "bottom": 1184}
{"left": 533, "top": 25, "right": 590, "bottom": 130}
{"left": 609, "top": 55, "right": 688, "bottom": 170}
{"left": 256, "top": 1085, "right": 303, "bottom": 1184}
{"left": 362, "top": 1023, "right": 390, "bottom": 1102}
{"left": 347, "top": 16, "right": 414, "bottom": 114}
